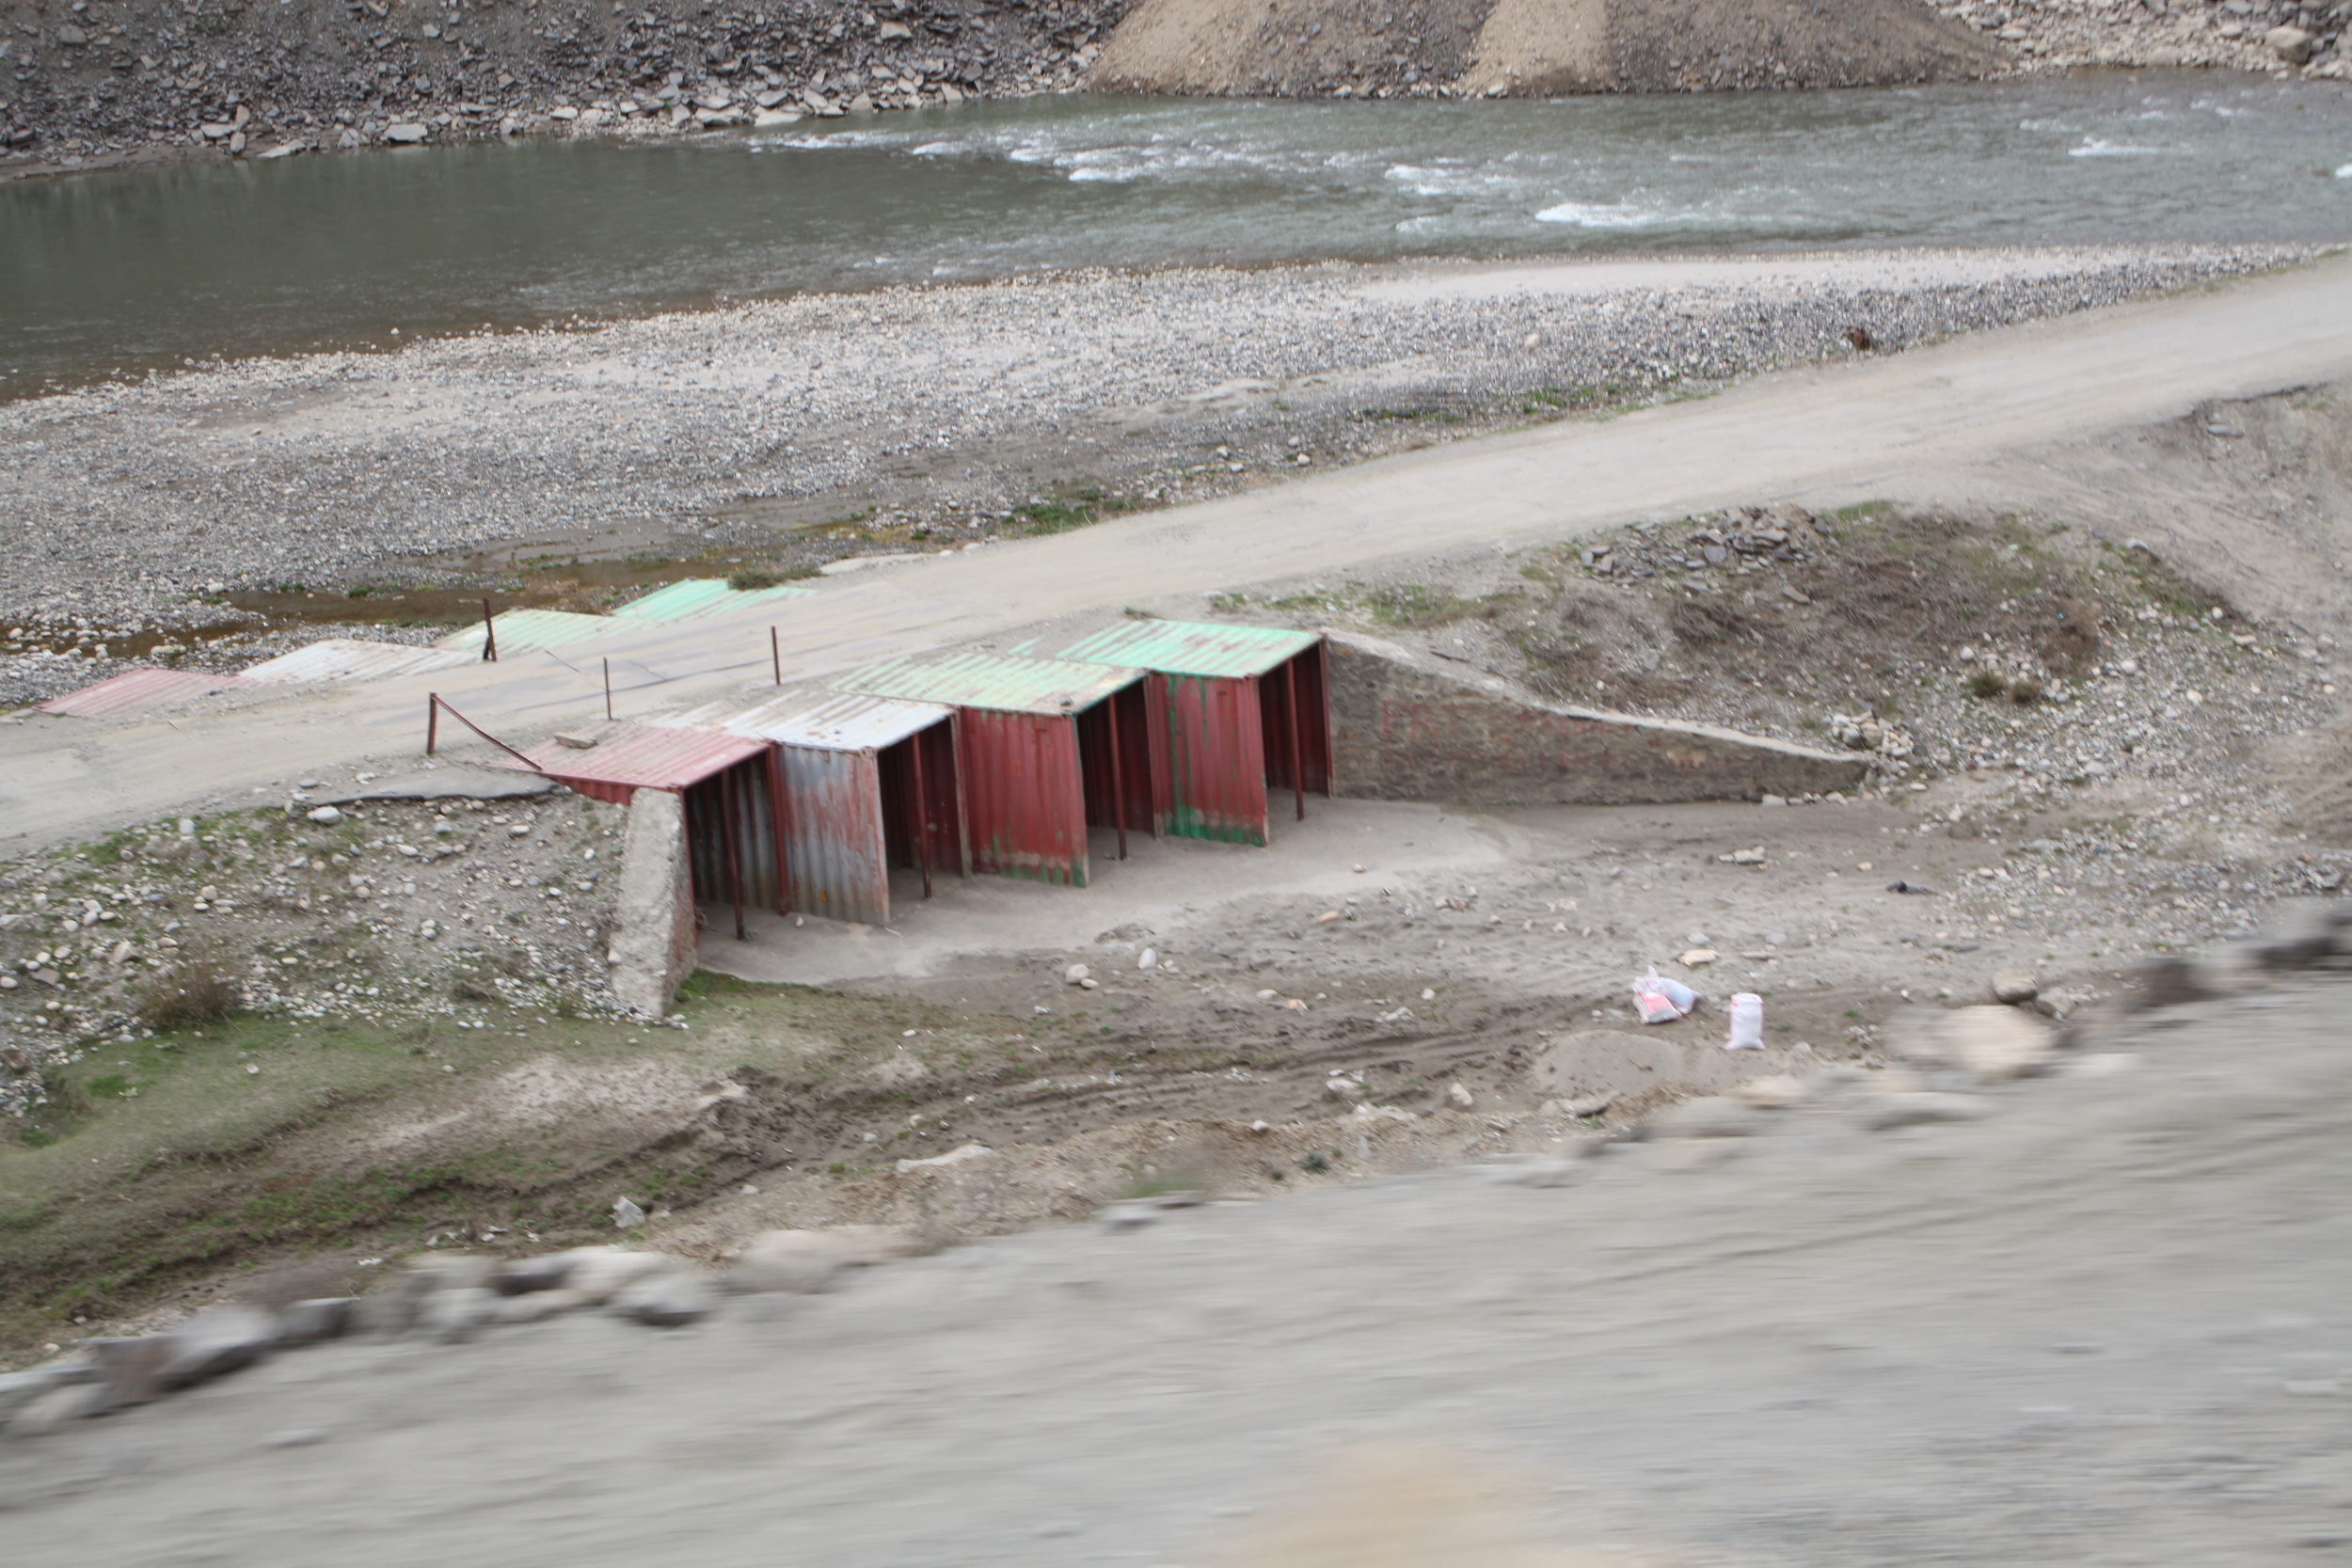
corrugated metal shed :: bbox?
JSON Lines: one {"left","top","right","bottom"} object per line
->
{"left": 649, "top": 692, "right": 967, "bottom": 927}
{"left": 607, "top": 578, "right": 818, "bottom": 625}
{"left": 37, "top": 669, "right": 260, "bottom": 719}
{"left": 835, "top": 649, "right": 1141, "bottom": 716}
{"left": 1054, "top": 622, "right": 1329, "bottom": 847}
{"left": 1057, "top": 620, "right": 1320, "bottom": 679}
{"left": 434, "top": 609, "right": 612, "bottom": 657}
{"left": 491, "top": 721, "right": 768, "bottom": 804}
{"left": 241, "top": 638, "right": 476, "bottom": 686}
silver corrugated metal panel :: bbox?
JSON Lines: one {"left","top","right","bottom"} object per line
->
{"left": 730, "top": 691, "right": 954, "bottom": 752}
{"left": 241, "top": 639, "right": 477, "bottom": 685}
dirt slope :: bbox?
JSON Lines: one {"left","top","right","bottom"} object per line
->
{"left": 1089, "top": 0, "right": 1997, "bottom": 98}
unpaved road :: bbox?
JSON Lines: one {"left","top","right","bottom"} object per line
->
{"left": 2, "top": 981, "right": 2344, "bottom": 1565}
{"left": 6, "top": 250, "right": 2351, "bottom": 852}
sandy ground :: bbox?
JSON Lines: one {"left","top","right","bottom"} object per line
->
{"left": 1, "top": 979, "right": 2343, "bottom": 1566}
{"left": 4, "top": 248, "right": 2350, "bottom": 858}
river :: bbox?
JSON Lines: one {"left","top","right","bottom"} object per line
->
{"left": 4, "top": 71, "right": 2349, "bottom": 400}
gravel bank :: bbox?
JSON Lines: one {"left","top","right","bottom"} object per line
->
{"left": 0, "top": 244, "right": 2317, "bottom": 708}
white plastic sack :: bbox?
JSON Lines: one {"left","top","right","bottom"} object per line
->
{"left": 1725, "top": 992, "right": 1764, "bottom": 1051}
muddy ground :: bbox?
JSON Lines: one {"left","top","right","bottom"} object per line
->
{"left": 2, "top": 979, "right": 2345, "bottom": 1566}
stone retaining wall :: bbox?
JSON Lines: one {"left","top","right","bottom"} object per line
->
{"left": 1327, "top": 632, "right": 1868, "bottom": 805}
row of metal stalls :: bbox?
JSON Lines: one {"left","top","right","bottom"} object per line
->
{"left": 495, "top": 621, "right": 1332, "bottom": 933}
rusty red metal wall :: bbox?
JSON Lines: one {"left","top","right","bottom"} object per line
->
{"left": 1155, "top": 672, "right": 1270, "bottom": 845}
{"left": 1258, "top": 642, "right": 1334, "bottom": 807}
{"left": 876, "top": 720, "right": 969, "bottom": 880}
{"left": 955, "top": 708, "right": 1089, "bottom": 885}
{"left": 777, "top": 741, "right": 889, "bottom": 926}
{"left": 37, "top": 669, "right": 259, "bottom": 719}
{"left": 682, "top": 755, "right": 782, "bottom": 914}
{"left": 1074, "top": 682, "right": 1156, "bottom": 842}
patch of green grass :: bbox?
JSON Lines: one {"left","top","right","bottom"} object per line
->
{"left": 0, "top": 969, "right": 973, "bottom": 1366}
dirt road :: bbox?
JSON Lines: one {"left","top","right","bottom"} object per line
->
{"left": 7, "top": 249, "right": 2350, "bottom": 853}
{"left": 2, "top": 980, "right": 2343, "bottom": 1565}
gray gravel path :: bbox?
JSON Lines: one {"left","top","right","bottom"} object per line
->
{"left": 0, "top": 245, "right": 2312, "bottom": 689}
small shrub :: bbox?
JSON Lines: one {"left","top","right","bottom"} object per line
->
{"left": 726, "top": 568, "right": 782, "bottom": 592}
{"left": 1966, "top": 670, "right": 2009, "bottom": 700}
{"left": 2009, "top": 676, "right": 2045, "bottom": 705}
{"left": 137, "top": 960, "right": 240, "bottom": 1030}
{"left": 1297, "top": 1151, "right": 1331, "bottom": 1175}
{"left": 451, "top": 976, "right": 495, "bottom": 1003}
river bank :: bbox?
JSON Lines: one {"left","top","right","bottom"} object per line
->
{"left": 0, "top": 243, "right": 2319, "bottom": 699}
{"left": 2, "top": 0, "right": 2344, "bottom": 184}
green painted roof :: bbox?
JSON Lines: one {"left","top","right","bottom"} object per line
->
{"left": 434, "top": 609, "right": 612, "bottom": 656}
{"left": 1057, "top": 620, "right": 1319, "bottom": 680}
{"left": 608, "top": 578, "right": 818, "bottom": 624}
{"left": 835, "top": 649, "right": 1140, "bottom": 716}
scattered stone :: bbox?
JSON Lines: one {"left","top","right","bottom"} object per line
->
{"left": 2264, "top": 24, "right": 2317, "bottom": 63}
{"left": 1446, "top": 1081, "right": 1475, "bottom": 1109}
{"left": 418, "top": 1285, "right": 498, "bottom": 1343}
{"left": 612, "top": 1196, "right": 647, "bottom": 1229}
{"left": 382, "top": 122, "right": 430, "bottom": 144}
{"left": 1063, "top": 962, "right": 1090, "bottom": 985}
{"left": 897, "top": 1141, "right": 993, "bottom": 1173}
{"left": 723, "top": 1230, "right": 853, "bottom": 1293}
{"left": 305, "top": 805, "right": 344, "bottom": 826}
{"left": 1993, "top": 968, "right": 2042, "bottom": 1006}
{"left": 1678, "top": 948, "right": 1720, "bottom": 967}
{"left": 147, "top": 1305, "right": 280, "bottom": 1390}
{"left": 1546, "top": 1089, "right": 1619, "bottom": 1119}
{"left": 561, "top": 1247, "right": 677, "bottom": 1304}
{"left": 2130, "top": 957, "right": 2216, "bottom": 1009}
{"left": 2247, "top": 898, "right": 2352, "bottom": 970}
{"left": 494, "top": 1253, "right": 582, "bottom": 1295}
{"left": 491, "top": 1287, "right": 591, "bottom": 1324}
{"left": 610, "top": 1270, "right": 718, "bottom": 1327}
{"left": 277, "top": 1297, "right": 358, "bottom": 1346}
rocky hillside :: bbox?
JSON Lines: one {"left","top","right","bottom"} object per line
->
{"left": 1, "top": 0, "right": 2342, "bottom": 173}
{"left": 1087, "top": 0, "right": 2343, "bottom": 97}
{"left": 0, "top": 0, "right": 1130, "bottom": 167}
{"left": 1089, "top": 0, "right": 1996, "bottom": 99}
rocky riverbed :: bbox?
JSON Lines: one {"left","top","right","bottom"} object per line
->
{"left": 0, "top": 244, "right": 2317, "bottom": 708}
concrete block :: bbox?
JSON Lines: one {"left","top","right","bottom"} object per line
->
{"left": 610, "top": 786, "right": 695, "bottom": 1018}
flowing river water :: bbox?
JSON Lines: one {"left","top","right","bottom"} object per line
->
{"left": 4, "top": 71, "right": 2350, "bottom": 400}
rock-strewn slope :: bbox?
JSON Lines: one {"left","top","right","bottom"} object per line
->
{"left": 1089, "top": 0, "right": 1997, "bottom": 99}
{"left": 0, "top": 0, "right": 1130, "bottom": 170}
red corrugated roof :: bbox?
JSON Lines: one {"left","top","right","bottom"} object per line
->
{"left": 36, "top": 669, "right": 261, "bottom": 719}
{"left": 491, "top": 721, "right": 767, "bottom": 794}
